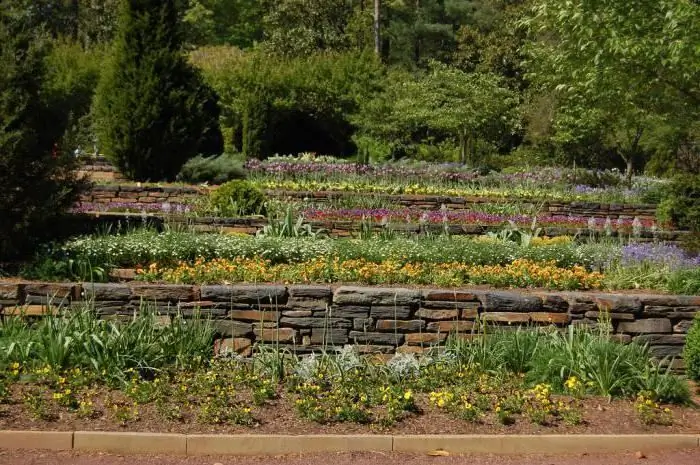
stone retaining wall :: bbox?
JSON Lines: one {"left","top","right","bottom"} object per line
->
{"left": 1, "top": 282, "right": 696, "bottom": 366}
{"left": 75, "top": 211, "right": 686, "bottom": 242}
{"left": 80, "top": 185, "right": 659, "bottom": 221}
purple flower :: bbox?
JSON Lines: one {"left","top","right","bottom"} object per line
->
{"left": 621, "top": 243, "right": 700, "bottom": 270}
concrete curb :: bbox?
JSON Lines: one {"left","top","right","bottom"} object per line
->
{"left": 0, "top": 431, "right": 698, "bottom": 456}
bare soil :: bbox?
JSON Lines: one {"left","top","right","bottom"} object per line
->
{"left": 1, "top": 450, "right": 700, "bottom": 465}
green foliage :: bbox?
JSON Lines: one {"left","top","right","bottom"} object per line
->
{"left": 657, "top": 174, "right": 700, "bottom": 232}
{"left": 0, "top": 3, "right": 89, "bottom": 260}
{"left": 262, "top": 0, "right": 353, "bottom": 57}
{"left": 523, "top": 0, "right": 700, "bottom": 178}
{"left": 209, "top": 180, "right": 267, "bottom": 216}
{"left": 183, "top": 0, "right": 264, "bottom": 48}
{"left": 92, "top": 0, "right": 223, "bottom": 181}
{"left": 0, "top": 305, "right": 214, "bottom": 377}
{"left": 193, "top": 47, "right": 384, "bottom": 159}
{"left": 684, "top": 317, "right": 700, "bottom": 382}
{"left": 177, "top": 152, "right": 246, "bottom": 184}
{"left": 354, "top": 62, "right": 520, "bottom": 164}
{"left": 51, "top": 229, "right": 593, "bottom": 271}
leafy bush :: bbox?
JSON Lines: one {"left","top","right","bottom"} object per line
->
{"left": 177, "top": 152, "right": 246, "bottom": 184}
{"left": 657, "top": 174, "right": 700, "bottom": 231}
{"left": 208, "top": 180, "right": 267, "bottom": 216}
{"left": 93, "top": 0, "right": 223, "bottom": 181}
{"left": 566, "top": 169, "right": 622, "bottom": 188}
{"left": 193, "top": 47, "right": 384, "bottom": 159}
{"left": 684, "top": 317, "right": 700, "bottom": 382}
{"left": 0, "top": 7, "right": 89, "bottom": 260}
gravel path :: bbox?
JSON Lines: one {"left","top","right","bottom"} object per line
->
{"left": 1, "top": 450, "right": 699, "bottom": 465}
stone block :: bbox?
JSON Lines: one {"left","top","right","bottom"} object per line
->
{"left": 649, "top": 345, "right": 683, "bottom": 358}
{"left": 422, "top": 290, "right": 478, "bottom": 302}
{"left": 283, "top": 310, "right": 313, "bottom": 317}
{"left": 288, "top": 285, "right": 332, "bottom": 299}
{"left": 420, "top": 300, "right": 481, "bottom": 310}
{"left": 349, "top": 331, "right": 403, "bottom": 346}
{"left": 254, "top": 328, "right": 296, "bottom": 343}
{"left": 177, "top": 300, "right": 216, "bottom": 309}
{"left": 480, "top": 312, "right": 531, "bottom": 324}
{"left": 201, "top": 285, "right": 287, "bottom": 304}
{"left": 228, "top": 310, "right": 280, "bottom": 322}
{"left": 286, "top": 298, "right": 329, "bottom": 311}
{"left": 673, "top": 320, "right": 695, "bottom": 333}
{"left": 535, "top": 293, "right": 570, "bottom": 312}
{"left": 279, "top": 317, "right": 352, "bottom": 328}
{"left": 211, "top": 320, "right": 253, "bottom": 337}
{"left": 25, "top": 295, "right": 71, "bottom": 307}
{"left": 353, "top": 318, "right": 374, "bottom": 331}
{"left": 370, "top": 305, "right": 413, "bottom": 319}
{"left": 24, "top": 283, "right": 78, "bottom": 299}
{"left": 310, "top": 328, "right": 349, "bottom": 345}
{"left": 643, "top": 306, "right": 699, "bottom": 317}
{"left": 396, "top": 345, "right": 426, "bottom": 354}
{"left": 617, "top": 318, "right": 672, "bottom": 334}
{"left": 634, "top": 334, "right": 686, "bottom": 345}
{"left": 83, "top": 283, "right": 131, "bottom": 301}
{"left": 415, "top": 308, "right": 459, "bottom": 320}
{"left": 129, "top": 284, "right": 196, "bottom": 302}
{"left": 0, "top": 283, "right": 20, "bottom": 300}
{"left": 426, "top": 321, "right": 476, "bottom": 332}
{"left": 584, "top": 311, "right": 635, "bottom": 321}
{"left": 568, "top": 302, "right": 598, "bottom": 314}
{"left": 375, "top": 320, "right": 425, "bottom": 332}
{"left": 593, "top": 294, "right": 642, "bottom": 313}
{"left": 3, "top": 304, "right": 58, "bottom": 316}
{"left": 529, "top": 312, "right": 571, "bottom": 324}
{"left": 476, "top": 291, "right": 541, "bottom": 312}
{"left": 405, "top": 333, "right": 447, "bottom": 345}
{"left": 215, "top": 338, "right": 253, "bottom": 357}
{"left": 334, "top": 286, "right": 420, "bottom": 306}
{"left": 330, "top": 305, "right": 370, "bottom": 318}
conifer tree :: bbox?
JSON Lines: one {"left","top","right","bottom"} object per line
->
{"left": 0, "top": 1, "right": 87, "bottom": 260}
{"left": 93, "top": 0, "right": 223, "bottom": 181}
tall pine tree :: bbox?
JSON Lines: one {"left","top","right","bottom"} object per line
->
{"left": 93, "top": 0, "right": 223, "bottom": 181}
{"left": 0, "top": 1, "right": 88, "bottom": 260}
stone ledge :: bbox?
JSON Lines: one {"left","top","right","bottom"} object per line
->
{"left": 0, "top": 431, "right": 696, "bottom": 455}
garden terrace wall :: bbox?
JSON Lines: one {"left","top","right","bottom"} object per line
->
{"left": 1, "top": 282, "right": 697, "bottom": 366}
{"left": 73, "top": 212, "right": 688, "bottom": 242}
{"left": 80, "top": 186, "right": 659, "bottom": 221}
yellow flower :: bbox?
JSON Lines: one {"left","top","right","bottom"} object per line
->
{"left": 403, "top": 390, "right": 413, "bottom": 401}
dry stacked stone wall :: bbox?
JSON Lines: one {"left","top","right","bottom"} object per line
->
{"left": 80, "top": 185, "right": 659, "bottom": 221}
{"left": 1, "top": 282, "right": 696, "bottom": 367}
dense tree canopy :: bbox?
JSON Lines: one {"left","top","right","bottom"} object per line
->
{"left": 0, "top": 0, "right": 697, "bottom": 171}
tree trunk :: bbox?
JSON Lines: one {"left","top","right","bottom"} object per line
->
{"left": 374, "top": 0, "right": 381, "bottom": 58}
{"left": 621, "top": 127, "right": 644, "bottom": 187}
{"left": 459, "top": 131, "right": 467, "bottom": 165}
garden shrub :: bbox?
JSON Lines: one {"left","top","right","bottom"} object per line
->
{"left": 657, "top": 174, "right": 700, "bottom": 231}
{"left": 93, "top": 0, "right": 223, "bottom": 181}
{"left": 0, "top": 6, "right": 89, "bottom": 260}
{"left": 209, "top": 180, "right": 266, "bottom": 216}
{"left": 684, "top": 316, "right": 700, "bottom": 382}
{"left": 177, "top": 152, "right": 246, "bottom": 184}
{"left": 192, "top": 47, "right": 384, "bottom": 159}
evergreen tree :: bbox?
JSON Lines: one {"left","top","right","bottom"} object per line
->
{"left": 0, "top": 1, "right": 88, "bottom": 260}
{"left": 93, "top": 0, "right": 223, "bottom": 181}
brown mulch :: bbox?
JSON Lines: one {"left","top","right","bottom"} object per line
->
{"left": 1, "top": 387, "right": 699, "bottom": 436}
